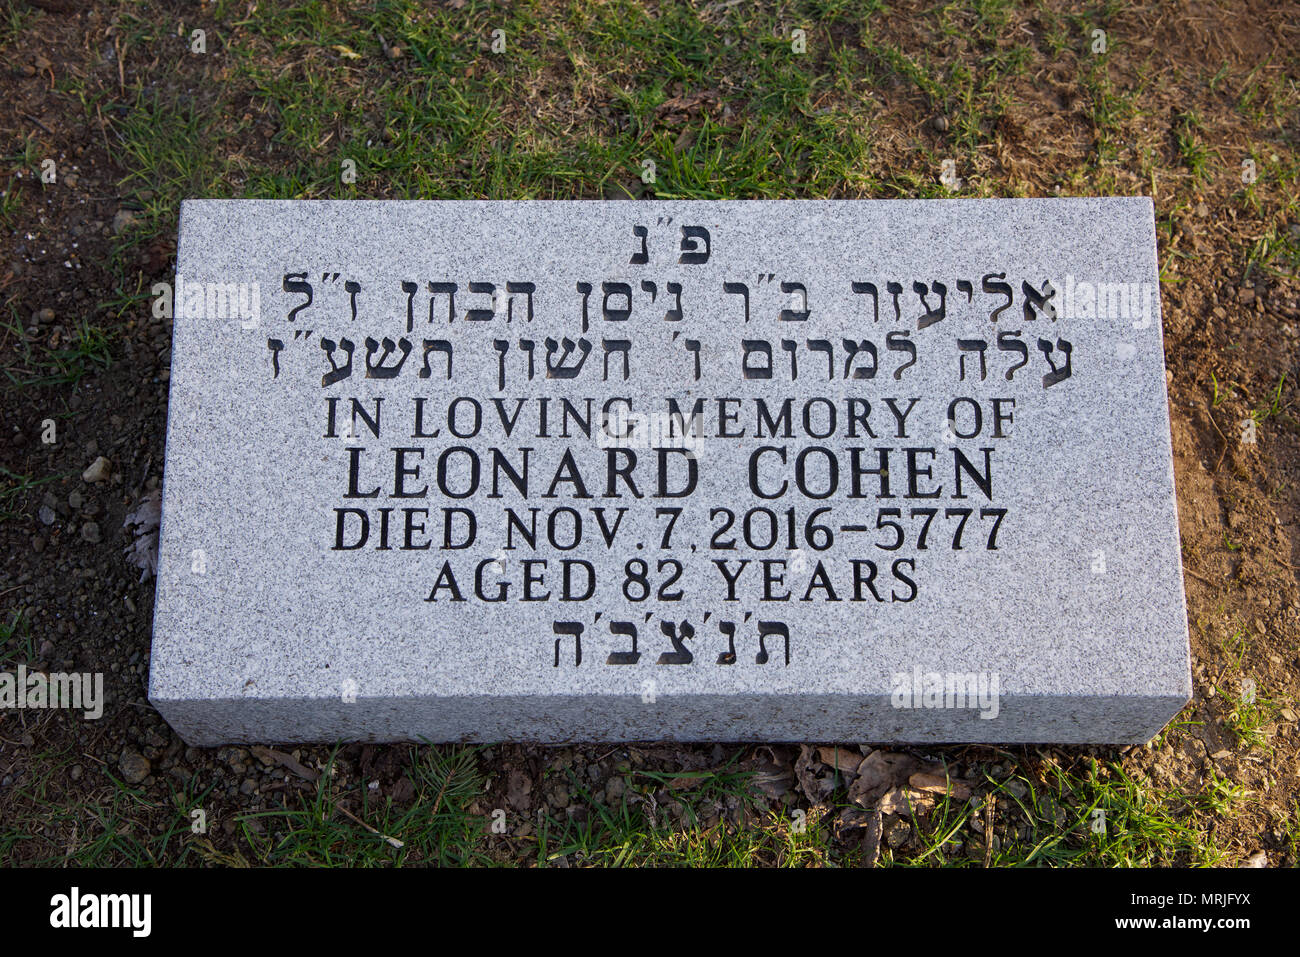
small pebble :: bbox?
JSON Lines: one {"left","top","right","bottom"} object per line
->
{"left": 886, "top": 818, "right": 911, "bottom": 847}
{"left": 83, "top": 456, "right": 111, "bottom": 483}
{"left": 119, "top": 751, "right": 151, "bottom": 784}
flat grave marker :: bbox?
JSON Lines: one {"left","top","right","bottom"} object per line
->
{"left": 148, "top": 198, "right": 1190, "bottom": 745}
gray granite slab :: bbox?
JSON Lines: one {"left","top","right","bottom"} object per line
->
{"left": 149, "top": 198, "right": 1191, "bottom": 745}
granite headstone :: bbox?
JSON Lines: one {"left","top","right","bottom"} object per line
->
{"left": 148, "top": 198, "right": 1191, "bottom": 745}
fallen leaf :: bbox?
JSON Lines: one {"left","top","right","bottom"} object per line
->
{"left": 122, "top": 489, "right": 162, "bottom": 582}
{"left": 879, "top": 786, "right": 936, "bottom": 817}
{"left": 848, "top": 751, "right": 932, "bottom": 807}
{"left": 750, "top": 762, "right": 795, "bottom": 800}
{"left": 666, "top": 773, "right": 710, "bottom": 790}
{"left": 860, "top": 806, "right": 883, "bottom": 867}
{"left": 654, "top": 88, "right": 721, "bottom": 126}
{"left": 818, "top": 746, "right": 864, "bottom": 776}
{"left": 836, "top": 807, "right": 876, "bottom": 830}
{"left": 833, "top": 806, "right": 880, "bottom": 848}
{"left": 908, "top": 772, "right": 972, "bottom": 800}
{"left": 249, "top": 746, "right": 320, "bottom": 782}
{"left": 794, "top": 744, "right": 836, "bottom": 806}
{"left": 506, "top": 770, "right": 532, "bottom": 811}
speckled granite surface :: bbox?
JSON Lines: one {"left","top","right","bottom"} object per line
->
{"left": 149, "top": 199, "right": 1190, "bottom": 745}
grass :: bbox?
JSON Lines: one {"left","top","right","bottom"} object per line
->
{"left": 114, "top": 90, "right": 233, "bottom": 235}
{"left": 1251, "top": 373, "right": 1288, "bottom": 423}
{"left": 0, "top": 731, "right": 186, "bottom": 865}
{"left": 1219, "top": 623, "right": 1249, "bottom": 670}
{"left": 0, "top": 306, "right": 113, "bottom": 388}
{"left": 40, "top": 320, "right": 113, "bottom": 385}
{"left": 533, "top": 749, "right": 845, "bottom": 866}
{"left": 1, "top": 0, "right": 1296, "bottom": 869}
{"left": 104, "top": 0, "right": 1009, "bottom": 207}
{"left": 1220, "top": 682, "right": 1279, "bottom": 752}
{"left": 0, "top": 608, "right": 35, "bottom": 667}
{"left": 0, "top": 134, "right": 44, "bottom": 231}
{"left": 540, "top": 777, "right": 831, "bottom": 867}
{"left": 1004, "top": 760, "right": 1240, "bottom": 866}
{"left": 874, "top": 753, "right": 1245, "bottom": 868}
{"left": 1, "top": 743, "right": 494, "bottom": 867}
{"left": 1175, "top": 112, "right": 1210, "bottom": 183}
{"left": 0, "top": 736, "right": 1261, "bottom": 867}
{"left": 1283, "top": 802, "right": 1300, "bottom": 861}
{"left": 229, "top": 746, "right": 493, "bottom": 866}
{"left": 0, "top": 466, "right": 66, "bottom": 522}
{"left": 525, "top": 742, "right": 1248, "bottom": 868}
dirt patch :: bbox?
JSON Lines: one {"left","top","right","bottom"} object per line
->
{"left": 0, "top": 0, "right": 1297, "bottom": 865}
